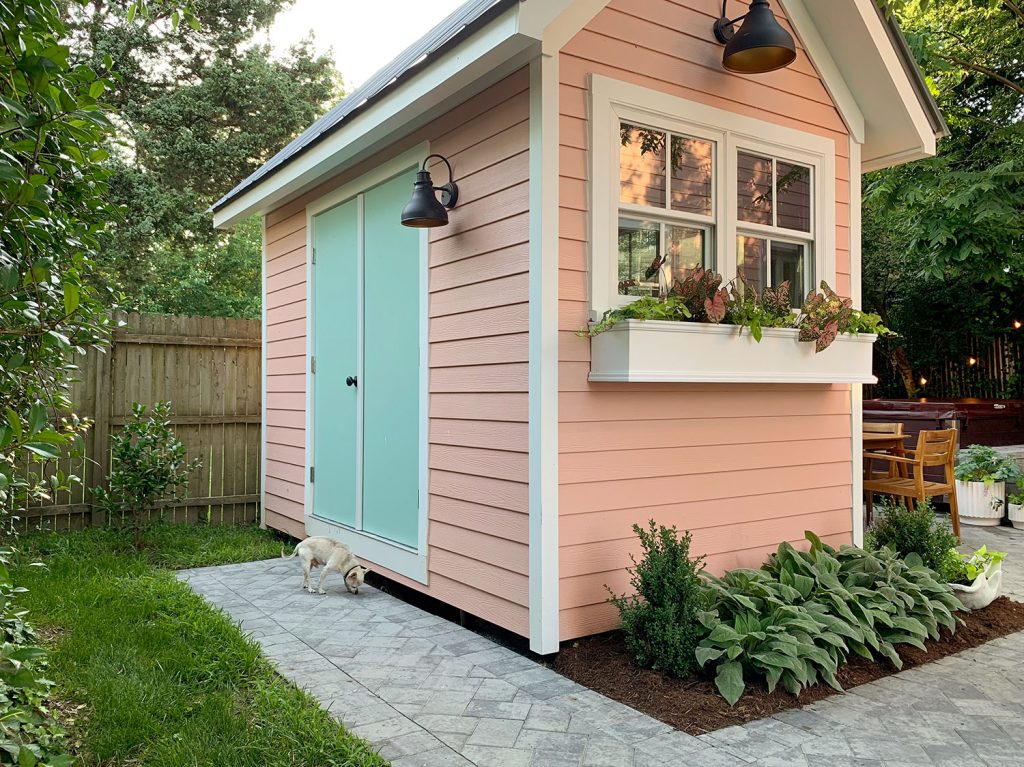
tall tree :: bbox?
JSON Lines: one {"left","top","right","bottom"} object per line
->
{"left": 66, "top": 0, "right": 339, "bottom": 316}
{"left": 864, "top": 0, "right": 1024, "bottom": 395}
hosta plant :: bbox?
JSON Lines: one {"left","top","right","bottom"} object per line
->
{"left": 698, "top": 532, "right": 963, "bottom": 705}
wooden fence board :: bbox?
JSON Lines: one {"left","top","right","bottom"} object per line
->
{"left": 17, "top": 312, "right": 263, "bottom": 532}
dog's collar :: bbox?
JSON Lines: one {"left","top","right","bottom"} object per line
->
{"left": 345, "top": 565, "right": 360, "bottom": 579}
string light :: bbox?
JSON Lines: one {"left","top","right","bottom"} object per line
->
{"left": 967, "top": 356, "right": 978, "bottom": 367}
{"left": 1014, "top": 320, "right": 1022, "bottom": 330}
{"left": 919, "top": 376, "right": 928, "bottom": 386}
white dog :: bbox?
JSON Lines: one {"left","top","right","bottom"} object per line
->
{"left": 282, "top": 536, "right": 369, "bottom": 595}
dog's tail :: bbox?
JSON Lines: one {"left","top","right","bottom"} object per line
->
{"left": 281, "top": 544, "right": 299, "bottom": 560}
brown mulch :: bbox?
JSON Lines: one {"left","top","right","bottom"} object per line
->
{"left": 551, "top": 597, "right": 1024, "bottom": 736}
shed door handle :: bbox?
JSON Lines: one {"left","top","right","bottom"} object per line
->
{"left": 346, "top": 376, "right": 358, "bottom": 388}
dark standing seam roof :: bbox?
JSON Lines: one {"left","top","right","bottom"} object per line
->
{"left": 212, "top": 0, "right": 520, "bottom": 213}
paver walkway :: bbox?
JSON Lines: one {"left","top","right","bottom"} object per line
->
{"left": 179, "top": 529, "right": 1024, "bottom": 767}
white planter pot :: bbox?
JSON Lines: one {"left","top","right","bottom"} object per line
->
{"left": 955, "top": 481, "right": 1006, "bottom": 526}
{"left": 950, "top": 561, "right": 1003, "bottom": 611}
{"left": 1009, "top": 503, "right": 1024, "bottom": 530}
{"left": 588, "top": 321, "right": 877, "bottom": 384}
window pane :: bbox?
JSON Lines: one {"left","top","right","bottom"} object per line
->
{"left": 776, "top": 161, "right": 811, "bottom": 232}
{"left": 618, "top": 218, "right": 661, "bottom": 296}
{"left": 737, "top": 151, "right": 773, "bottom": 225}
{"left": 771, "top": 241, "right": 808, "bottom": 307}
{"left": 737, "top": 235, "right": 768, "bottom": 290}
{"left": 666, "top": 224, "right": 708, "bottom": 280}
{"left": 620, "top": 124, "right": 666, "bottom": 208}
{"left": 670, "top": 135, "right": 713, "bottom": 216}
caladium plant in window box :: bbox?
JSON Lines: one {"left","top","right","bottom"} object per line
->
{"left": 583, "top": 271, "right": 889, "bottom": 384}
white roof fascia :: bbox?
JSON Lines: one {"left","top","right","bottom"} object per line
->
{"left": 213, "top": 5, "right": 531, "bottom": 229}
{"left": 779, "top": 0, "right": 865, "bottom": 145}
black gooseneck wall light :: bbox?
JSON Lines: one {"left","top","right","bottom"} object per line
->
{"left": 400, "top": 154, "right": 460, "bottom": 228}
{"left": 713, "top": 0, "right": 797, "bottom": 74}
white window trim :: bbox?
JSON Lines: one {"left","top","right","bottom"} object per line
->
{"left": 304, "top": 144, "right": 430, "bottom": 585}
{"left": 589, "top": 75, "right": 836, "bottom": 318}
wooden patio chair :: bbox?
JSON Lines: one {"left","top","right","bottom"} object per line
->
{"left": 863, "top": 422, "right": 905, "bottom": 481}
{"left": 863, "top": 428, "right": 961, "bottom": 538}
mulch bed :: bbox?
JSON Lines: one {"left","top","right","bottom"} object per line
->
{"left": 552, "top": 596, "right": 1024, "bottom": 735}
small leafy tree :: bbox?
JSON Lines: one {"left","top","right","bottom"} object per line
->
{"left": 608, "top": 521, "right": 709, "bottom": 678}
{"left": 94, "top": 402, "right": 200, "bottom": 549}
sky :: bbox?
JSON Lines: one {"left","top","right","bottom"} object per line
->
{"left": 266, "top": 0, "right": 467, "bottom": 91}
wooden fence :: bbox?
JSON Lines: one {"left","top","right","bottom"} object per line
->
{"left": 870, "top": 332, "right": 1024, "bottom": 400}
{"left": 21, "top": 313, "right": 262, "bottom": 531}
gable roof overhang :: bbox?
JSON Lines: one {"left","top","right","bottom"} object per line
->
{"left": 212, "top": 0, "right": 945, "bottom": 229}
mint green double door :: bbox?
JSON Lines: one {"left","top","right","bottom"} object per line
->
{"left": 311, "top": 169, "right": 422, "bottom": 550}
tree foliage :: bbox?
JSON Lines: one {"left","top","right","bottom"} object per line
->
{"left": 864, "top": 0, "right": 1024, "bottom": 395}
{"left": 0, "top": 1, "right": 191, "bottom": 761}
{"left": 67, "top": 0, "right": 339, "bottom": 317}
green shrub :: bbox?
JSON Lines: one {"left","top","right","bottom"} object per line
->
{"left": 608, "top": 521, "right": 708, "bottom": 678}
{"left": 697, "top": 532, "right": 963, "bottom": 705}
{"left": 866, "top": 499, "right": 959, "bottom": 576}
{"left": 93, "top": 402, "right": 201, "bottom": 549}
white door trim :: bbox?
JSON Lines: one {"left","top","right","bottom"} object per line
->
{"left": 304, "top": 144, "right": 430, "bottom": 584}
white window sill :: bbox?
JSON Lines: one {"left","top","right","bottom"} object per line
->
{"left": 589, "top": 320, "right": 877, "bottom": 385}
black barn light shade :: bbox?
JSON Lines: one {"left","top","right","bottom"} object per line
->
{"left": 713, "top": 0, "right": 797, "bottom": 74}
{"left": 401, "top": 154, "right": 459, "bottom": 228}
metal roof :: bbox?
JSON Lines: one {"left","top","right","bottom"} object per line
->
{"left": 212, "top": 0, "right": 519, "bottom": 213}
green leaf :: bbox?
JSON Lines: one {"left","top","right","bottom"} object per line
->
{"left": 28, "top": 403, "right": 47, "bottom": 435}
{"left": 23, "top": 442, "right": 59, "bottom": 460}
{"left": 715, "top": 661, "right": 746, "bottom": 706}
{"left": 695, "top": 646, "right": 725, "bottom": 667}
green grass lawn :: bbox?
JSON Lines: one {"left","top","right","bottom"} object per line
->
{"left": 13, "top": 525, "right": 388, "bottom": 767}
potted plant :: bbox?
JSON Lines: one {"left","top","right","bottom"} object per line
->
{"left": 943, "top": 546, "right": 1006, "bottom": 610}
{"left": 1009, "top": 492, "right": 1024, "bottom": 530}
{"left": 954, "top": 444, "right": 1023, "bottom": 526}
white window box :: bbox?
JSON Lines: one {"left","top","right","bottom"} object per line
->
{"left": 589, "top": 320, "right": 877, "bottom": 384}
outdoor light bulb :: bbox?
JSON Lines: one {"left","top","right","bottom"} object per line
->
{"left": 968, "top": 357, "right": 978, "bottom": 366}
{"left": 1014, "top": 320, "right": 1022, "bottom": 330}
{"left": 919, "top": 377, "right": 928, "bottom": 386}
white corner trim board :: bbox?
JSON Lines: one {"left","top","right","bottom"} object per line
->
{"left": 527, "top": 53, "right": 561, "bottom": 656}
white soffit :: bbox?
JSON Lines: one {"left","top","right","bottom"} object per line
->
{"left": 794, "top": 0, "right": 937, "bottom": 171}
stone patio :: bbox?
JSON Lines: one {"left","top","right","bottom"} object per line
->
{"left": 178, "top": 526, "right": 1024, "bottom": 766}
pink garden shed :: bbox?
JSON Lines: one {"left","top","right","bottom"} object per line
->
{"left": 212, "top": 0, "right": 946, "bottom": 654}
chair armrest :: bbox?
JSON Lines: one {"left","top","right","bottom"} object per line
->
{"left": 862, "top": 452, "right": 919, "bottom": 466}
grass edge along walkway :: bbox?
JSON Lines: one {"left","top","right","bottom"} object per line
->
{"left": 12, "top": 525, "right": 388, "bottom": 767}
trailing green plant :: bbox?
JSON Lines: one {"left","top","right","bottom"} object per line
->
{"left": 942, "top": 545, "right": 1006, "bottom": 585}
{"left": 93, "top": 402, "right": 201, "bottom": 549}
{"left": 954, "top": 444, "right": 1023, "bottom": 484}
{"left": 607, "top": 521, "right": 709, "bottom": 678}
{"left": 583, "top": 297, "right": 693, "bottom": 336}
{"left": 865, "top": 499, "right": 959, "bottom": 576}
{"left": 697, "top": 532, "right": 962, "bottom": 705}
{"left": 725, "top": 280, "right": 795, "bottom": 342}
{"left": 1009, "top": 492, "right": 1024, "bottom": 506}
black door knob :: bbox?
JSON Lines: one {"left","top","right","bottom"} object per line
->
{"left": 346, "top": 376, "right": 358, "bottom": 388}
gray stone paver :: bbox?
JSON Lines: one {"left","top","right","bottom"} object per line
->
{"left": 179, "top": 524, "right": 1024, "bottom": 766}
